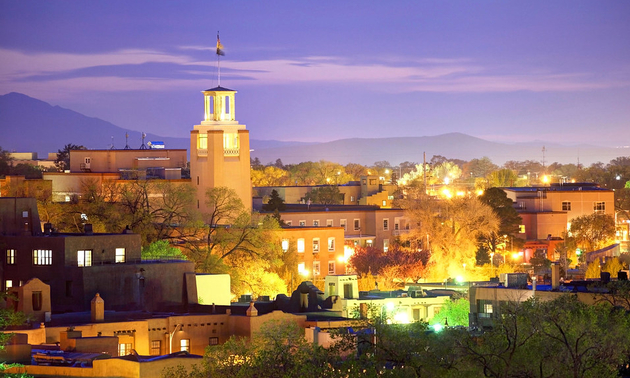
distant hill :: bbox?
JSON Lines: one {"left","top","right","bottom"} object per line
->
{"left": 0, "top": 92, "right": 310, "bottom": 157}
{"left": 250, "top": 133, "right": 628, "bottom": 166}
{"left": 1, "top": 92, "right": 627, "bottom": 166}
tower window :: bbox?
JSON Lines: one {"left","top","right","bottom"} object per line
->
{"left": 198, "top": 133, "right": 207, "bottom": 149}
{"left": 225, "top": 96, "right": 230, "bottom": 114}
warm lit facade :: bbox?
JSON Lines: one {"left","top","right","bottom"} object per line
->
{"left": 278, "top": 205, "right": 410, "bottom": 253}
{"left": 279, "top": 226, "right": 348, "bottom": 283}
{"left": 190, "top": 86, "right": 252, "bottom": 214}
{"left": 69, "top": 149, "right": 186, "bottom": 175}
{"left": 504, "top": 183, "right": 614, "bottom": 241}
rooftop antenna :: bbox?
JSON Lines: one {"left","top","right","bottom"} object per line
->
{"left": 124, "top": 132, "right": 131, "bottom": 149}
{"left": 216, "top": 31, "right": 225, "bottom": 87}
{"left": 110, "top": 136, "right": 115, "bottom": 150}
{"left": 541, "top": 146, "right": 547, "bottom": 170}
{"left": 139, "top": 132, "right": 147, "bottom": 149}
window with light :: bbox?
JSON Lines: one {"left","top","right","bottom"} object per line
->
{"left": 77, "top": 250, "right": 92, "bottom": 267}
{"left": 115, "top": 248, "right": 126, "bottom": 263}
{"left": 6, "top": 249, "right": 15, "bottom": 265}
{"left": 33, "top": 250, "right": 52, "bottom": 265}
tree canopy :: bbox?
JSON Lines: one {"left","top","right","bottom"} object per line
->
{"left": 569, "top": 213, "right": 615, "bottom": 252}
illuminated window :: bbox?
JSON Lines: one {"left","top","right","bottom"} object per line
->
{"left": 478, "top": 300, "right": 493, "bottom": 318}
{"left": 285, "top": 221, "right": 292, "bottom": 226}
{"left": 562, "top": 201, "right": 571, "bottom": 211}
{"left": 299, "top": 220, "right": 306, "bottom": 226}
{"left": 281, "top": 239, "right": 289, "bottom": 252}
{"left": 313, "top": 220, "right": 319, "bottom": 227}
{"left": 594, "top": 202, "right": 605, "bottom": 212}
{"left": 209, "top": 337, "right": 219, "bottom": 345}
{"left": 328, "top": 261, "right": 336, "bottom": 275}
{"left": 383, "top": 239, "right": 389, "bottom": 252}
{"left": 383, "top": 219, "right": 389, "bottom": 231}
{"left": 118, "top": 343, "right": 132, "bottom": 356}
{"left": 382, "top": 200, "right": 387, "bottom": 207}
{"left": 6, "top": 249, "right": 15, "bottom": 265}
{"left": 312, "top": 238, "right": 320, "bottom": 253}
{"left": 33, "top": 250, "right": 52, "bottom": 266}
{"left": 369, "top": 179, "right": 377, "bottom": 185}
{"left": 77, "top": 250, "right": 92, "bottom": 267}
{"left": 223, "top": 132, "right": 239, "bottom": 149}
{"left": 5, "top": 280, "right": 12, "bottom": 290}
{"left": 340, "top": 219, "right": 347, "bottom": 231}
{"left": 326, "top": 219, "right": 333, "bottom": 227}
{"left": 298, "top": 263, "right": 305, "bottom": 274}
{"left": 519, "top": 225, "right": 526, "bottom": 234}
{"left": 297, "top": 239, "right": 305, "bottom": 253}
{"left": 313, "top": 261, "right": 320, "bottom": 276}
{"left": 350, "top": 196, "right": 355, "bottom": 202}
{"left": 328, "top": 237, "right": 335, "bottom": 251}
{"left": 198, "top": 133, "right": 207, "bottom": 149}
{"left": 180, "top": 339, "right": 190, "bottom": 352}
{"left": 353, "top": 219, "right": 360, "bottom": 231}
{"left": 115, "top": 248, "right": 126, "bottom": 263}
{"left": 150, "top": 340, "right": 161, "bottom": 355}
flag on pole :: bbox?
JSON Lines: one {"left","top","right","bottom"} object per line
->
{"left": 216, "top": 33, "right": 225, "bottom": 56}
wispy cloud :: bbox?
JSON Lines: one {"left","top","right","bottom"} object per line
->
{"left": 1, "top": 47, "right": 627, "bottom": 97}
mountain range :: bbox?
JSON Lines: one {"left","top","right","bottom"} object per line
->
{"left": 1, "top": 92, "right": 627, "bottom": 166}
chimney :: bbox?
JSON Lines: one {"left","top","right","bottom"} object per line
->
{"left": 551, "top": 264, "right": 560, "bottom": 290}
{"left": 359, "top": 303, "right": 368, "bottom": 319}
{"left": 246, "top": 301, "right": 258, "bottom": 317}
{"left": 91, "top": 293, "right": 105, "bottom": 322}
{"left": 532, "top": 276, "right": 537, "bottom": 293}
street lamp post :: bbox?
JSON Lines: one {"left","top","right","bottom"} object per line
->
{"left": 168, "top": 323, "right": 182, "bottom": 354}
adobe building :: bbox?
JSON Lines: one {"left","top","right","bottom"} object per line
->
{"left": 276, "top": 204, "right": 411, "bottom": 253}
{"left": 255, "top": 174, "right": 397, "bottom": 208}
{"left": 190, "top": 86, "right": 252, "bottom": 215}
{"left": 504, "top": 183, "right": 614, "bottom": 241}
{"left": 43, "top": 147, "right": 187, "bottom": 202}
{"left": 0, "top": 197, "right": 196, "bottom": 313}
{"left": 279, "top": 226, "right": 349, "bottom": 284}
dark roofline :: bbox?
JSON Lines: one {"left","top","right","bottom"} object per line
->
{"left": 203, "top": 86, "right": 236, "bottom": 92}
{"left": 70, "top": 149, "right": 187, "bottom": 152}
{"left": 268, "top": 204, "right": 403, "bottom": 213}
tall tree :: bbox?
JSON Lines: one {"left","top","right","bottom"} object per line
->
{"left": 0, "top": 146, "right": 13, "bottom": 177}
{"left": 54, "top": 143, "right": 86, "bottom": 171}
{"left": 262, "top": 189, "right": 286, "bottom": 212}
{"left": 569, "top": 213, "right": 615, "bottom": 252}
{"left": 401, "top": 194, "right": 499, "bottom": 279}
{"left": 478, "top": 188, "right": 522, "bottom": 260}
{"left": 304, "top": 186, "right": 343, "bottom": 205}
{"left": 187, "top": 187, "right": 285, "bottom": 297}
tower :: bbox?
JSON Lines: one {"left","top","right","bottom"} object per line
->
{"left": 190, "top": 86, "right": 252, "bottom": 216}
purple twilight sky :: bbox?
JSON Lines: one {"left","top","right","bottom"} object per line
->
{"left": 1, "top": 1, "right": 629, "bottom": 146}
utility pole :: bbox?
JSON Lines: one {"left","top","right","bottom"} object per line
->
{"left": 423, "top": 152, "right": 427, "bottom": 195}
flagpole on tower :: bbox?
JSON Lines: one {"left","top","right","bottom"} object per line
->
{"left": 216, "top": 31, "right": 225, "bottom": 86}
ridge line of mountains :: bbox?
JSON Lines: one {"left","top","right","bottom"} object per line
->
{"left": 1, "top": 92, "right": 627, "bottom": 166}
